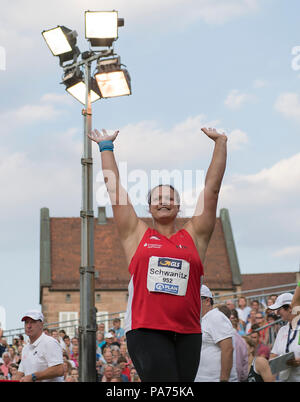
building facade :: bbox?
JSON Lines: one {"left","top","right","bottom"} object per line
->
{"left": 40, "top": 206, "right": 243, "bottom": 329}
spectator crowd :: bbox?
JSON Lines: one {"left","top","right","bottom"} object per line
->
{"left": 0, "top": 317, "right": 140, "bottom": 382}
{"left": 0, "top": 293, "right": 296, "bottom": 382}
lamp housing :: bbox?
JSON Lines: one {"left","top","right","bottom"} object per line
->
{"left": 85, "top": 11, "right": 123, "bottom": 47}
{"left": 94, "top": 57, "right": 131, "bottom": 98}
{"left": 42, "top": 26, "right": 80, "bottom": 65}
{"left": 62, "top": 68, "right": 101, "bottom": 104}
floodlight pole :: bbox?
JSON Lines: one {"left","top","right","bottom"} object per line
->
{"left": 62, "top": 50, "right": 114, "bottom": 382}
{"left": 43, "top": 13, "right": 126, "bottom": 384}
{"left": 79, "top": 56, "right": 96, "bottom": 383}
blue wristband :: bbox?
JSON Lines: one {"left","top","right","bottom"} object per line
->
{"left": 98, "top": 140, "right": 114, "bottom": 152}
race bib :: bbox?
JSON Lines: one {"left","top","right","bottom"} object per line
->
{"left": 147, "top": 256, "right": 190, "bottom": 296}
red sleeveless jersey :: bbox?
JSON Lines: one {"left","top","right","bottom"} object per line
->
{"left": 124, "top": 227, "right": 204, "bottom": 334}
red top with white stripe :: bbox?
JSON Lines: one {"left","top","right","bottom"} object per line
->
{"left": 124, "top": 227, "right": 204, "bottom": 334}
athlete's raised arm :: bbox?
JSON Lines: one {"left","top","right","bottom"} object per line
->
{"left": 185, "top": 127, "right": 227, "bottom": 261}
{"left": 88, "top": 129, "right": 147, "bottom": 262}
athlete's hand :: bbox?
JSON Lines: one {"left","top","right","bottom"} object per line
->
{"left": 88, "top": 128, "right": 119, "bottom": 144}
{"left": 201, "top": 127, "right": 227, "bottom": 142}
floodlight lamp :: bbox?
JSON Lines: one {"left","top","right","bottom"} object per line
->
{"left": 62, "top": 68, "right": 101, "bottom": 104}
{"left": 42, "top": 26, "right": 80, "bottom": 65}
{"left": 66, "top": 80, "right": 101, "bottom": 104}
{"left": 85, "top": 11, "right": 123, "bottom": 47}
{"left": 94, "top": 58, "right": 131, "bottom": 98}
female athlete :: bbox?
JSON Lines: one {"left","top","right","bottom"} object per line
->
{"left": 88, "top": 126, "right": 227, "bottom": 381}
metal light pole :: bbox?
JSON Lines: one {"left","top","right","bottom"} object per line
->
{"left": 42, "top": 12, "right": 131, "bottom": 382}
{"left": 60, "top": 50, "right": 129, "bottom": 382}
{"left": 79, "top": 56, "right": 96, "bottom": 382}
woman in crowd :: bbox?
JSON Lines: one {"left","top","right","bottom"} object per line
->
{"left": 243, "top": 337, "right": 275, "bottom": 382}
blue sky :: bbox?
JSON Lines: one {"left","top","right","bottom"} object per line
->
{"left": 1, "top": 0, "right": 300, "bottom": 330}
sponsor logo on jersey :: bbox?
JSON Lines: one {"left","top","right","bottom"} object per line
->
{"left": 149, "top": 235, "right": 161, "bottom": 240}
{"left": 154, "top": 282, "right": 179, "bottom": 294}
{"left": 158, "top": 258, "right": 182, "bottom": 269}
{"left": 144, "top": 243, "right": 162, "bottom": 248}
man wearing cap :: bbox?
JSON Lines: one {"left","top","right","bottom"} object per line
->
{"left": 195, "top": 285, "right": 236, "bottom": 382}
{"left": 13, "top": 310, "right": 64, "bottom": 382}
{"left": 101, "top": 332, "right": 120, "bottom": 353}
{"left": 269, "top": 293, "right": 300, "bottom": 382}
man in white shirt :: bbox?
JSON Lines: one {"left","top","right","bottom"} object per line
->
{"left": 195, "top": 285, "right": 237, "bottom": 382}
{"left": 269, "top": 293, "right": 300, "bottom": 382}
{"left": 13, "top": 310, "right": 64, "bottom": 382}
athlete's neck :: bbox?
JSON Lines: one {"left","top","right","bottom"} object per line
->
{"left": 153, "top": 222, "right": 177, "bottom": 238}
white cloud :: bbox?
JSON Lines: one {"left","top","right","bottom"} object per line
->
{"left": 0, "top": 128, "right": 82, "bottom": 215}
{"left": 1, "top": 104, "right": 60, "bottom": 125}
{"left": 123, "top": 0, "right": 260, "bottom": 27}
{"left": 96, "top": 115, "right": 246, "bottom": 170}
{"left": 0, "top": 93, "right": 76, "bottom": 147}
{"left": 115, "top": 117, "right": 207, "bottom": 169}
{"left": 224, "top": 89, "right": 254, "bottom": 110}
{"left": 240, "top": 153, "right": 300, "bottom": 193}
{"left": 1, "top": 0, "right": 260, "bottom": 30}
{"left": 40, "top": 93, "right": 73, "bottom": 105}
{"left": 94, "top": 117, "right": 249, "bottom": 214}
{"left": 218, "top": 152, "right": 300, "bottom": 251}
{"left": 227, "top": 129, "right": 249, "bottom": 150}
{"left": 253, "top": 79, "right": 268, "bottom": 88}
{"left": 220, "top": 153, "right": 300, "bottom": 210}
{"left": 274, "top": 92, "right": 300, "bottom": 121}
{"left": 187, "top": 0, "right": 259, "bottom": 25}
{"left": 273, "top": 246, "right": 300, "bottom": 258}
{"left": 0, "top": 0, "right": 261, "bottom": 66}
{"left": 0, "top": 108, "right": 250, "bottom": 242}
{"left": 0, "top": 93, "right": 68, "bottom": 131}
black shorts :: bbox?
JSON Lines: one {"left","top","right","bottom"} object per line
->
{"left": 126, "top": 328, "right": 202, "bottom": 382}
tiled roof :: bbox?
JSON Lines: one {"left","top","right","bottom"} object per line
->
{"left": 203, "top": 218, "right": 234, "bottom": 289}
{"left": 48, "top": 215, "right": 235, "bottom": 291}
{"left": 241, "top": 272, "right": 298, "bottom": 295}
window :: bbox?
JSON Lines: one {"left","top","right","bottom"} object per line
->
{"left": 59, "top": 311, "right": 79, "bottom": 338}
{"left": 96, "top": 311, "right": 109, "bottom": 332}
{"left": 118, "top": 312, "right": 125, "bottom": 330}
